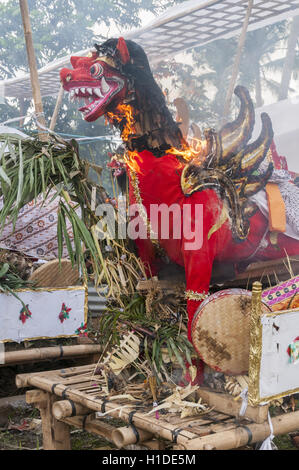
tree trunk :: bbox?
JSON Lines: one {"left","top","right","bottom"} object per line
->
{"left": 255, "top": 63, "right": 263, "bottom": 108}
{"left": 278, "top": 15, "right": 299, "bottom": 101}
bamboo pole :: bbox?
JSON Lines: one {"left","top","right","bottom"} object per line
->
{"left": 4, "top": 344, "right": 101, "bottom": 366}
{"left": 183, "top": 410, "right": 299, "bottom": 450}
{"left": 52, "top": 400, "right": 90, "bottom": 420}
{"left": 19, "top": 0, "right": 48, "bottom": 141}
{"left": 49, "top": 84, "right": 64, "bottom": 131}
{"left": 38, "top": 392, "right": 71, "bottom": 450}
{"left": 62, "top": 415, "right": 164, "bottom": 449}
{"left": 196, "top": 387, "right": 269, "bottom": 424}
{"left": 222, "top": 0, "right": 254, "bottom": 123}
{"left": 62, "top": 414, "right": 115, "bottom": 443}
{"left": 112, "top": 426, "right": 154, "bottom": 449}
{"left": 15, "top": 364, "right": 96, "bottom": 387}
{"left": 26, "top": 389, "right": 48, "bottom": 406}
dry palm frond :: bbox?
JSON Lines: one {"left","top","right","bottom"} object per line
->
{"left": 103, "top": 331, "right": 141, "bottom": 375}
{"left": 0, "top": 249, "right": 34, "bottom": 280}
{"left": 224, "top": 374, "right": 249, "bottom": 397}
{"left": 146, "top": 384, "right": 210, "bottom": 418}
{"left": 97, "top": 289, "right": 194, "bottom": 381}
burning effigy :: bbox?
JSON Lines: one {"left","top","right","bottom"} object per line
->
{"left": 60, "top": 36, "right": 299, "bottom": 336}
{"left": 2, "top": 37, "right": 299, "bottom": 450}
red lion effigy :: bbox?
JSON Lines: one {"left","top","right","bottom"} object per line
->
{"left": 60, "top": 38, "right": 299, "bottom": 345}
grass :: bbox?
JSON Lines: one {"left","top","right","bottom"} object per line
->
{"left": 274, "top": 434, "right": 297, "bottom": 450}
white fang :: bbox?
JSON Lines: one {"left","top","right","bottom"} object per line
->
{"left": 94, "top": 88, "right": 103, "bottom": 98}
{"left": 101, "top": 77, "right": 110, "bottom": 94}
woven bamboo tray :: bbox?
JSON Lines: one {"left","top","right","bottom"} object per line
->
{"left": 191, "top": 289, "right": 271, "bottom": 376}
{"left": 29, "top": 259, "right": 80, "bottom": 288}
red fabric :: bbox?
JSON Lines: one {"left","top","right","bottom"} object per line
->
{"left": 116, "top": 37, "right": 130, "bottom": 64}
{"left": 128, "top": 150, "right": 299, "bottom": 341}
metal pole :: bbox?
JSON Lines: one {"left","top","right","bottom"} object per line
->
{"left": 19, "top": 0, "right": 48, "bottom": 141}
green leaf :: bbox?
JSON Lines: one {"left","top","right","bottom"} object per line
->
{"left": 168, "top": 337, "right": 186, "bottom": 372}
{"left": 57, "top": 209, "right": 63, "bottom": 264}
{"left": 0, "top": 263, "right": 10, "bottom": 278}
{"left": 16, "top": 139, "right": 23, "bottom": 206}
{"left": 7, "top": 140, "right": 16, "bottom": 163}
{"left": 60, "top": 206, "right": 75, "bottom": 266}
{"left": 39, "top": 155, "right": 46, "bottom": 197}
{"left": 0, "top": 166, "right": 11, "bottom": 187}
{"left": 29, "top": 157, "right": 34, "bottom": 191}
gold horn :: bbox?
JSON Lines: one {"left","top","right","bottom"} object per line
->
{"left": 220, "top": 86, "right": 255, "bottom": 162}
{"left": 238, "top": 112, "right": 273, "bottom": 178}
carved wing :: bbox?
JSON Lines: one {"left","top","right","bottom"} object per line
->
{"left": 181, "top": 86, "right": 274, "bottom": 242}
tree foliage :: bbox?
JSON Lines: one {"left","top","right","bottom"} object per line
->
{"left": 0, "top": 0, "right": 165, "bottom": 78}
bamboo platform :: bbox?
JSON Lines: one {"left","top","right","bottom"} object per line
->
{"left": 16, "top": 364, "right": 299, "bottom": 450}
{"left": 137, "top": 256, "right": 299, "bottom": 293}
{"left": 223, "top": 255, "right": 299, "bottom": 288}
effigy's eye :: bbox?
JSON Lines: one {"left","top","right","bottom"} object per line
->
{"left": 90, "top": 63, "right": 103, "bottom": 78}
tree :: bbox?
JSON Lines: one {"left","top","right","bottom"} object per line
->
{"left": 278, "top": 15, "right": 299, "bottom": 100}
{"left": 0, "top": 0, "right": 166, "bottom": 79}
{"left": 135, "top": 19, "right": 295, "bottom": 135}
{"left": 173, "top": 20, "right": 292, "bottom": 129}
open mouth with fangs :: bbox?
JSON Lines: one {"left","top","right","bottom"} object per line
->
{"left": 68, "top": 76, "right": 125, "bottom": 122}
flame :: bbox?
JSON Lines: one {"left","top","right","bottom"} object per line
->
{"left": 107, "top": 102, "right": 206, "bottom": 170}
{"left": 166, "top": 137, "right": 206, "bottom": 163}
{"left": 124, "top": 149, "right": 143, "bottom": 173}
{"left": 107, "top": 103, "right": 136, "bottom": 142}
{"left": 107, "top": 103, "right": 142, "bottom": 172}
{"left": 190, "top": 137, "right": 205, "bottom": 155}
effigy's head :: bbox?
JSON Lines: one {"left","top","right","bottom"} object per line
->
{"left": 61, "top": 38, "right": 185, "bottom": 153}
{"left": 60, "top": 38, "right": 152, "bottom": 123}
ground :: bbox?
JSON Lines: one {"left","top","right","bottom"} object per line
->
{"left": 0, "top": 406, "right": 117, "bottom": 450}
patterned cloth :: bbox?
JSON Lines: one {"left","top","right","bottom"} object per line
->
{"left": 251, "top": 168, "right": 299, "bottom": 240}
{"left": 262, "top": 276, "right": 299, "bottom": 311}
{"left": 0, "top": 189, "right": 80, "bottom": 260}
